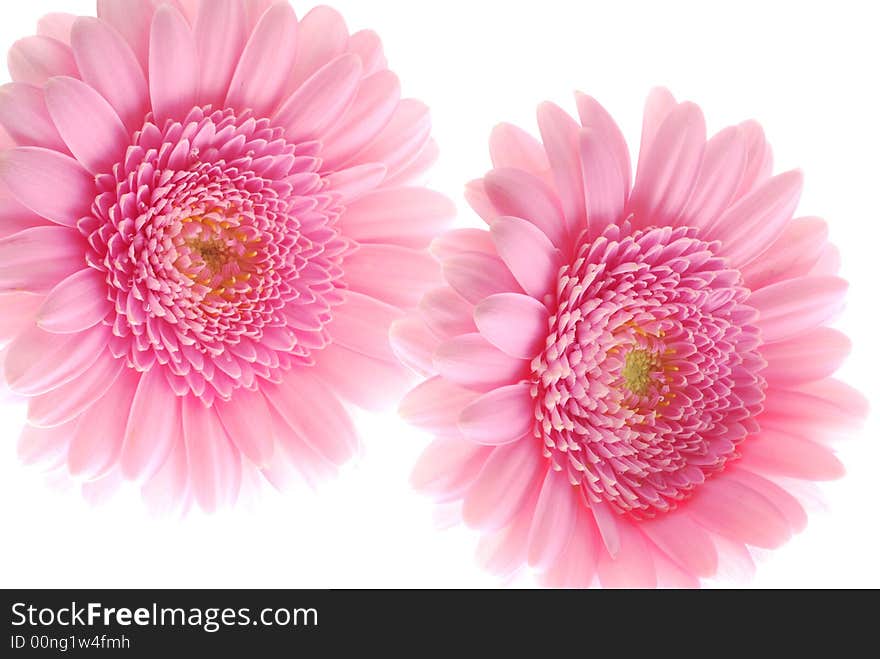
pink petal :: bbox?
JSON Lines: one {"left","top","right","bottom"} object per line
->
{"left": 4, "top": 324, "right": 107, "bottom": 396}
{"left": 412, "top": 437, "right": 492, "bottom": 500}
{"left": 8, "top": 36, "right": 78, "bottom": 85}
{"left": 18, "top": 420, "right": 76, "bottom": 468}
{"left": 67, "top": 367, "right": 139, "bottom": 479}
{"left": 579, "top": 126, "right": 627, "bottom": 237}
{"left": 629, "top": 101, "right": 706, "bottom": 229}
{"left": 538, "top": 506, "right": 599, "bottom": 588}
{"left": 215, "top": 387, "right": 275, "bottom": 467}
{"left": 263, "top": 373, "right": 357, "bottom": 466}
{"left": 194, "top": 0, "right": 248, "bottom": 107}
{"left": 97, "top": 0, "right": 156, "bottom": 74}
{"left": 639, "top": 87, "right": 677, "bottom": 155}
{"left": 389, "top": 316, "right": 439, "bottom": 376}
{"left": 149, "top": 5, "right": 198, "bottom": 124}
{"left": 44, "top": 76, "right": 129, "bottom": 174}
{"left": 319, "top": 70, "right": 400, "bottom": 168}
{"left": 761, "top": 327, "right": 850, "bottom": 385}
{"left": 537, "top": 101, "right": 586, "bottom": 234}
{"left": 434, "top": 333, "right": 528, "bottom": 392}
{"left": 344, "top": 244, "right": 441, "bottom": 308}
{"left": 325, "top": 163, "right": 387, "bottom": 204}
{"left": 727, "top": 468, "right": 807, "bottom": 534}
{"left": 596, "top": 521, "right": 657, "bottom": 588}
{"left": 348, "top": 29, "right": 386, "bottom": 74}
{"left": 527, "top": 470, "right": 579, "bottom": 569}
{"left": 37, "top": 13, "right": 77, "bottom": 43}
{"left": 443, "top": 252, "right": 523, "bottom": 305}
{"left": 734, "top": 120, "right": 774, "bottom": 200}
{"left": 275, "top": 54, "right": 362, "bottom": 143}
{"left": 678, "top": 125, "right": 747, "bottom": 230}
{"left": 141, "top": 432, "right": 189, "bottom": 516}
{"left": 288, "top": 6, "right": 348, "bottom": 90}
{"left": 349, "top": 99, "right": 431, "bottom": 178}
{"left": 458, "top": 382, "right": 533, "bottom": 445}
{"left": 0, "top": 83, "right": 67, "bottom": 151}
{"left": 419, "top": 286, "right": 477, "bottom": 339}
{"left": 70, "top": 17, "right": 149, "bottom": 133}
{"left": 398, "top": 376, "right": 480, "bottom": 435}
{"left": 37, "top": 268, "right": 111, "bottom": 334}
{"left": 182, "top": 396, "right": 242, "bottom": 513}
{"left": 489, "top": 122, "right": 550, "bottom": 174}
{"left": 750, "top": 276, "right": 848, "bottom": 342}
{"left": 329, "top": 290, "right": 403, "bottom": 362}
{"left": 0, "top": 226, "right": 84, "bottom": 295}
{"left": 575, "top": 92, "right": 632, "bottom": 194}
{"left": 0, "top": 292, "right": 43, "bottom": 342}
{"left": 462, "top": 440, "right": 547, "bottom": 531}
{"left": 0, "top": 147, "right": 94, "bottom": 226}
{"left": 741, "top": 429, "right": 845, "bottom": 481}
{"left": 0, "top": 197, "right": 53, "bottom": 240}
{"left": 483, "top": 168, "right": 566, "bottom": 248}
{"left": 226, "top": 3, "right": 298, "bottom": 116}
{"left": 762, "top": 378, "right": 868, "bottom": 439}
{"left": 688, "top": 478, "right": 792, "bottom": 549}
{"left": 640, "top": 512, "right": 718, "bottom": 578}
{"left": 119, "top": 368, "right": 181, "bottom": 480}
{"left": 464, "top": 178, "right": 496, "bottom": 223}
{"left": 313, "top": 342, "right": 412, "bottom": 412}
{"left": 384, "top": 136, "right": 438, "bottom": 187}
{"left": 339, "top": 186, "right": 455, "bottom": 248}
{"left": 474, "top": 292, "right": 549, "bottom": 360}
{"left": 28, "top": 349, "right": 123, "bottom": 428}
{"left": 491, "top": 216, "right": 561, "bottom": 300}
{"left": 430, "top": 228, "right": 496, "bottom": 260}
{"left": 741, "top": 217, "right": 829, "bottom": 290}
{"left": 704, "top": 170, "right": 803, "bottom": 267}
{"left": 478, "top": 489, "right": 540, "bottom": 578}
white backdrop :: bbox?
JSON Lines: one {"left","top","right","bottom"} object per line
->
{"left": 0, "top": 0, "right": 877, "bottom": 588}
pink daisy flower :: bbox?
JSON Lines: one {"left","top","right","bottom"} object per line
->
{"left": 0, "top": 0, "right": 452, "bottom": 513}
{"left": 394, "top": 89, "right": 868, "bottom": 587}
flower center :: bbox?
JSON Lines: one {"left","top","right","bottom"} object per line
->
{"left": 530, "top": 223, "right": 766, "bottom": 519}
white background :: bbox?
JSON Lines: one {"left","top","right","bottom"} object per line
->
{"left": 0, "top": 0, "right": 877, "bottom": 588}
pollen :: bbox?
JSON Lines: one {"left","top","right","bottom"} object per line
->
{"left": 621, "top": 349, "right": 660, "bottom": 396}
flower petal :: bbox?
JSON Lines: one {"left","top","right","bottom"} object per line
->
{"left": 734, "top": 120, "right": 774, "bottom": 200}
{"left": 37, "top": 268, "right": 111, "bottom": 334}
{"left": 419, "top": 287, "right": 476, "bottom": 339}
{"left": 329, "top": 290, "right": 403, "bottom": 362}
{"left": 528, "top": 470, "right": 580, "bottom": 569}
{"left": 194, "top": 0, "right": 248, "bottom": 107}
{"left": 348, "top": 29, "right": 386, "bottom": 76}
{"left": 750, "top": 276, "right": 848, "bottom": 342}
{"left": 97, "top": 0, "right": 155, "bottom": 74}
{"left": 389, "top": 316, "right": 439, "bottom": 376}
{"left": 740, "top": 217, "right": 829, "bottom": 290}
{"left": 741, "top": 429, "right": 845, "bottom": 481}
{"left": 0, "top": 226, "right": 85, "bottom": 294}
{"left": 489, "top": 122, "right": 550, "bottom": 175}
{"left": 474, "top": 292, "right": 549, "bottom": 360}
{"left": 8, "top": 36, "right": 78, "bottom": 85}
{"left": 0, "top": 148, "right": 94, "bottom": 227}
{"left": 430, "top": 228, "right": 495, "bottom": 260}
{"left": 537, "top": 101, "right": 586, "bottom": 234}
{"left": 339, "top": 187, "right": 455, "bottom": 248}
{"left": 459, "top": 382, "right": 533, "bottom": 445}
{"left": 640, "top": 512, "right": 718, "bottom": 578}
{"left": 399, "top": 376, "right": 480, "bottom": 435}
{"left": 434, "top": 333, "right": 528, "bottom": 392}
{"left": 596, "top": 522, "right": 657, "bottom": 588}
{"left": 483, "top": 168, "right": 566, "bottom": 248}
{"left": 350, "top": 99, "right": 431, "bottom": 178}
{"left": 182, "top": 395, "right": 242, "bottom": 513}
{"left": 215, "top": 387, "right": 275, "bottom": 467}
{"left": 761, "top": 327, "right": 850, "bottom": 385}
{"left": 491, "top": 216, "right": 561, "bottom": 300}
{"left": 37, "top": 13, "right": 77, "bottom": 43}
{"left": 149, "top": 4, "right": 199, "bottom": 124}
{"left": 225, "top": 2, "right": 298, "bottom": 116}
{"left": 0, "top": 83, "right": 67, "bottom": 151}
{"left": 443, "top": 251, "right": 522, "bottom": 305}
{"left": 44, "top": 76, "right": 129, "bottom": 174}
{"left": 579, "top": 126, "right": 627, "bottom": 237}
{"left": 575, "top": 92, "right": 632, "bottom": 194}
{"left": 344, "top": 244, "right": 441, "bottom": 308}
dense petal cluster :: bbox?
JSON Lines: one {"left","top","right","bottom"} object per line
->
{"left": 0, "top": 0, "right": 452, "bottom": 512}
{"left": 395, "top": 89, "right": 866, "bottom": 587}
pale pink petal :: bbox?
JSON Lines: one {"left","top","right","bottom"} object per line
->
{"left": 149, "top": 5, "right": 198, "bottom": 124}
{"left": 419, "top": 287, "right": 477, "bottom": 340}
{"left": 141, "top": 434, "right": 189, "bottom": 516}
{"left": 527, "top": 470, "right": 579, "bottom": 569}
{"left": 226, "top": 3, "right": 298, "bottom": 116}
{"left": 67, "top": 368, "right": 139, "bottom": 479}
{"left": 478, "top": 488, "right": 541, "bottom": 578}
{"left": 537, "top": 101, "right": 586, "bottom": 234}
{"left": 313, "top": 342, "right": 412, "bottom": 412}
{"left": 429, "top": 228, "right": 496, "bottom": 260}
{"left": 538, "top": 506, "right": 599, "bottom": 588}
{"left": 596, "top": 521, "right": 657, "bottom": 588}
{"left": 18, "top": 420, "right": 77, "bottom": 468}
{"left": 703, "top": 170, "right": 803, "bottom": 267}
{"left": 344, "top": 244, "right": 441, "bottom": 308}
{"left": 458, "top": 383, "right": 533, "bottom": 445}
{"left": 8, "top": 36, "right": 78, "bottom": 85}
{"left": 349, "top": 99, "right": 431, "bottom": 178}
{"left": 399, "top": 376, "right": 480, "bottom": 435}
{"left": 194, "top": 0, "right": 248, "bottom": 107}
{"left": 678, "top": 126, "right": 747, "bottom": 230}
{"left": 275, "top": 54, "right": 362, "bottom": 143}
{"left": 0, "top": 147, "right": 94, "bottom": 226}
{"left": 119, "top": 368, "right": 181, "bottom": 480}
{"left": 0, "top": 226, "right": 85, "bottom": 294}
{"left": 464, "top": 178, "right": 496, "bottom": 223}
{"left": 750, "top": 276, "right": 848, "bottom": 342}
{"left": 740, "top": 217, "right": 829, "bottom": 290}
{"left": 810, "top": 243, "right": 841, "bottom": 277}
{"left": 575, "top": 92, "right": 632, "bottom": 194}
{"left": 726, "top": 468, "right": 807, "bottom": 533}
{"left": 579, "top": 126, "right": 628, "bottom": 237}
{"left": 389, "top": 316, "right": 440, "bottom": 376}
{"left": 97, "top": 0, "right": 156, "bottom": 73}
{"left": 263, "top": 373, "right": 357, "bottom": 466}
{"left": 640, "top": 512, "right": 718, "bottom": 578}
{"left": 740, "top": 429, "right": 845, "bottom": 481}
{"left": 0, "top": 83, "right": 67, "bottom": 151}
{"left": 37, "top": 268, "right": 111, "bottom": 334}
{"left": 483, "top": 168, "right": 567, "bottom": 248}
{"left": 215, "top": 387, "right": 275, "bottom": 467}
{"left": 339, "top": 187, "right": 455, "bottom": 248}
{"left": 182, "top": 396, "right": 241, "bottom": 512}
{"left": 0, "top": 292, "right": 43, "bottom": 342}
{"left": 629, "top": 102, "right": 706, "bottom": 229}
{"left": 412, "top": 437, "right": 492, "bottom": 501}
{"left": 639, "top": 87, "right": 677, "bottom": 155}
{"left": 70, "top": 16, "right": 149, "bottom": 133}
{"left": 474, "top": 292, "right": 549, "bottom": 360}
{"left": 762, "top": 378, "right": 868, "bottom": 440}
{"left": 44, "top": 76, "right": 129, "bottom": 174}
{"left": 4, "top": 324, "right": 107, "bottom": 396}
{"left": 288, "top": 6, "right": 348, "bottom": 90}
{"left": 761, "top": 327, "right": 850, "bottom": 385}
{"left": 491, "top": 216, "right": 561, "bottom": 300}
{"left": 348, "top": 29, "right": 386, "bottom": 76}
{"left": 434, "top": 333, "right": 528, "bottom": 392}
{"left": 385, "top": 137, "right": 439, "bottom": 187}
{"left": 37, "top": 13, "right": 77, "bottom": 43}
{"left": 463, "top": 440, "right": 547, "bottom": 531}
{"left": 329, "top": 290, "right": 403, "bottom": 362}
{"left": 325, "top": 163, "right": 387, "bottom": 204}
{"left": 688, "top": 478, "right": 792, "bottom": 549}
{"left": 28, "top": 350, "right": 123, "bottom": 428}
{"left": 443, "top": 252, "right": 523, "bottom": 305}
{"left": 734, "top": 120, "right": 774, "bottom": 200}
{"left": 489, "top": 122, "right": 550, "bottom": 175}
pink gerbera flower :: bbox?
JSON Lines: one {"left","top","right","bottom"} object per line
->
{"left": 394, "top": 89, "right": 867, "bottom": 587}
{"left": 0, "top": 0, "right": 452, "bottom": 513}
